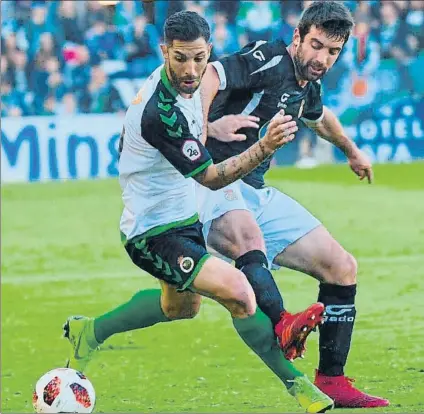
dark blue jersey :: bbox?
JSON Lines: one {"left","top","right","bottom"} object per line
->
{"left": 207, "top": 40, "right": 323, "bottom": 189}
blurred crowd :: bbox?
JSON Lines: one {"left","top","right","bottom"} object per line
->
{"left": 2, "top": 0, "right": 423, "bottom": 118}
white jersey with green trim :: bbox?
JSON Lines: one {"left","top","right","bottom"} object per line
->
{"left": 119, "top": 65, "right": 212, "bottom": 241}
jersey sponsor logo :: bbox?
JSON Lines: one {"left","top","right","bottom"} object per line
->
{"left": 182, "top": 140, "right": 201, "bottom": 161}
{"left": 277, "top": 93, "right": 291, "bottom": 109}
{"left": 277, "top": 93, "right": 305, "bottom": 117}
{"left": 253, "top": 50, "right": 265, "bottom": 62}
{"left": 178, "top": 256, "right": 195, "bottom": 273}
{"left": 258, "top": 101, "right": 304, "bottom": 141}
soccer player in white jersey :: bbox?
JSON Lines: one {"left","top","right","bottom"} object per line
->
{"left": 63, "top": 11, "right": 334, "bottom": 412}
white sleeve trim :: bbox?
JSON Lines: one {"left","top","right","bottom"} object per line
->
{"left": 210, "top": 61, "right": 227, "bottom": 91}
{"left": 301, "top": 110, "right": 324, "bottom": 126}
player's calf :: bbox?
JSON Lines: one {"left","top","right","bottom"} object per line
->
{"left": 161, "top": 303, "right": 200, "bottom": 320}
{"left": 160, "top": 287, "right": 202, "bottom": 320}
{"left": 235, "top": 250, "right": 285, "bottom": 325}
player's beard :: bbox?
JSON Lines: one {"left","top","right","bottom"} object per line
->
{"left": 293, "top": 43, "right": 327, "bottom": 81}
{"left": 168, "top": 64, "right": 205, "bottom": 95}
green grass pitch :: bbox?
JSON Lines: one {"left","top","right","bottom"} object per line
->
{"left": 2, "top": 162, "right": 424, "bottom": 413}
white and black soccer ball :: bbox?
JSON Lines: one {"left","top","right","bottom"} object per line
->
{"left": 33, "top": 368, "right": 95, "bottom": 413}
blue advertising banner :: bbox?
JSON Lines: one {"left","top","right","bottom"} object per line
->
{"left": 1, "top": 114, "right": 124, "bottom": 183}
{"left": 334, "top": 96, "right": 424, "bottom": 163}
{"left": 2, "top": 99, "right": 423, "bottom": 184}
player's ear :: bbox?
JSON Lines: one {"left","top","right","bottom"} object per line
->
{"left": 293, "top": 28, "right": 301, "bottom": 47}
{"left": 160, "top": 44, "right": 169, "bottom": 61}
{"left": 207, "top": 42, "right": 212, "bottom": 58}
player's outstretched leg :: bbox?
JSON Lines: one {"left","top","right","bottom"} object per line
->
{"left": 63, "top": 289, "right": 171, "bottom": 372}
{"left": 193, "top": 256, "right": 334, "bottom": 413}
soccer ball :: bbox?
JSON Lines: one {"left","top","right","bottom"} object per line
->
{"left": 33, "top": 368, "right": 95, "bottom": 413}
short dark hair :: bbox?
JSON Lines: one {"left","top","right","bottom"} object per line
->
{"left": 164, "top": 11, "right": 210, "bottom": 45}
{"left": 298, "top": 1, "right": 354, "bottom": 44}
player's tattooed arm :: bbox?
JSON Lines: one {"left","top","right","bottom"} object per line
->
{"left": 193, "top": 141, "right": 269, "bottom": 189}
{"left": 194, "top": 111, "right": 298, "bottom": 190}
{"left": 192, "top": 167, "right": 208, "bottom": 184}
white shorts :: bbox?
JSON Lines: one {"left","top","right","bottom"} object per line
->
{"left": 196, "top": 180, "right": 321, "bottom": 269}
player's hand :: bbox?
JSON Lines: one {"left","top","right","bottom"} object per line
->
{"left": 208, "top": 114, "right": 260, "bottom": 142}
{"left": 348, "top": 149, "right": 373, "bottom": 183}
{"left": 262, "top": 110, "right": 298, "bottom": 152}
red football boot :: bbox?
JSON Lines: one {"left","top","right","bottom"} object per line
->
{"left": 274, "top": 302, "right": 325, "bottom": 361}
{"left": 314, "top": 370, "right": 390, "bottom": 408}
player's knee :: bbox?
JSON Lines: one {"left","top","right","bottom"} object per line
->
{"left": 325, "top": 252, "right": 358, "bottom": 286}
{"left": 161, "top": 300, "right": 201, "bottom": 320}
{"left": 221, "top": 273, "right": 257, "bottom": 318}
{"left": 237, "top": 227, "right": 265, "bottom": 256}
{"left": 343, "top": 253, "right": 358, "bottom": 284}
{"left": 209, "top": 212, "right": 264, "bottom": 259}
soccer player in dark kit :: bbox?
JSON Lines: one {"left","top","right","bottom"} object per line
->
{"left": 198, "top": 1, "right": 388, "bottom": 408}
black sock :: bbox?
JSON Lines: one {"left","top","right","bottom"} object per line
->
{"left": 235, "top": 250, "right": 285, "bottom": 326}
{"left": 318, "top": 283, "right": 357, "bottom": 376}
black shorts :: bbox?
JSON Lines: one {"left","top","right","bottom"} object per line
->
{"left": 124, "top": 221, "right": 211, "bottom": 292}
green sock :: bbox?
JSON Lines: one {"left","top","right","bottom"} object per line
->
{"left": 233, "top": 307, "right": 303, "bottom": 389}
{"left": 94, "top": 289, "right": 169, "bottom": 343}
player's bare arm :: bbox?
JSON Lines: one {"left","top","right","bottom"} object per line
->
{"left": 199, "top": 64, "right": 221, "bottom": 144}
{"left": 306, "top": 106, "right": 374, "bottom": 183}
{"left": 199, "top": 63, "right": 262, "bottom": 144}
{"left": 194, "top": 112, "right": 298, "bottom": 190}
{"left": 305, "top": 106, "right": 356, "bottom": 156}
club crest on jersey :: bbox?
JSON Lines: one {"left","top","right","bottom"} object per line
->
{"left": 178, "top": 256, "right": 195, "bottom": 273}
{"left": 182, "top": 140, "right": 201, "bottom": 161}
{"left": 224, "top": 189, "right": 238, "bottom": 201}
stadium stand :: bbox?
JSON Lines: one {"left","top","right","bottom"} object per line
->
{"left": 1, "top": 0, "right": 423, "bottom": 118}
